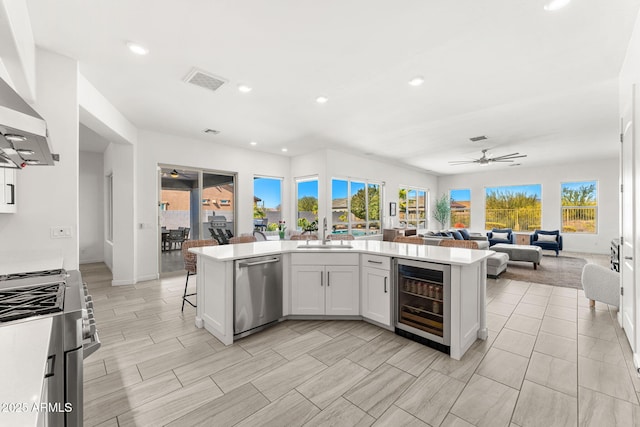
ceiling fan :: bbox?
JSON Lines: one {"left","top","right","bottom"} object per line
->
{"left": 448, "top": 149, "right": 527, "bottom": 166}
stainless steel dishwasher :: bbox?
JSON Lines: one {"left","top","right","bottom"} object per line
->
{"left": 234, "top": 255, "right": 283, "bottom": 338}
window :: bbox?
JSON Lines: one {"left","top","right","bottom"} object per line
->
{"left": 561, "top": 181, "right": 597, "bottom": 233}
{"left": 296, "top": 177, "right": 318, "bottom": 231}
{"left": 399, "top": 186, "right": 427, "bottom": 228}
{"left": 106, "top": 173, "right": 113, "bottom": 242}
{"left": 253, "top": 177, "right": 282, "bottom": 231}
{"left": 332, "top": 179, "right": 381, "bottom": 236}
{"left": 450, "top": 189, "right": 470, "bottom": 228}
{"left": 485, "top": 184, "right": 541, "bottom": 231}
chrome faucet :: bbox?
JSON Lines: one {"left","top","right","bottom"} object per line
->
{"left": 322, "top": 217, "right": 329, "bottom": 244}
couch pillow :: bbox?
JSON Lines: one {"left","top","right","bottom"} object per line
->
{"left": 492, "top": 232, "right": 509, "bottom": 240}
{"left": 458, "top": 229, "right": 470, "bottom": 240}
{"left": 537, "top": 233, "right": 557, "bottom": 242}
{"left": 451, "top": 230, "right": 463, "bottom": 240}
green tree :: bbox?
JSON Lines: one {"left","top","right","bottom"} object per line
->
{"left": 433, "top": 194, "right": 451, "bottom": 229}
{"left": 562, "top": 184, "right": 596, "bottom": 206}
{"left": 485, "top": 190, "right": 539, "bottom": 209}
{"left": 253, "top": 203, "right": 265, "bottom": 218}
{"left": 398, "top": 188, "right": 407, "bottom": 215}
{"left": 350, "top": 187, "right": 380, "bottom": 221}
{"left": 298, "top": 196, "right": 318, "bottom": 214}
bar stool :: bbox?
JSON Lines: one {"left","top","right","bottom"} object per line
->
{"left": 181, "top": 239, "right": 218, "bottom": 312}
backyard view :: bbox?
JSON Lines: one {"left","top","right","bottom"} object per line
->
{"left": 332, "top": 180, "right": 381, "bottom": 235}
{"left": 399, "top": 187, "right": 427, "bottom": 228}
{"left": 450, "top": 189, "right": 470, "bottom": 228}
{"left": 484, "top": 184, "right": 542, "bottom": 231}
{"left": 561, "top": 181, "right": 597, "bottom": 233}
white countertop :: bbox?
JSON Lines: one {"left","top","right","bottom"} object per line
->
{"left": 190, "top": 240, "right": 493, "bottom": 265}
{"left": 0, "top": 316, "right": 53, "bottom": 427}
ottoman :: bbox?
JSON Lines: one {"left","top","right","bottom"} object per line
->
{"left": 487, "top": 252, "right": 509, "bottom": 278}
{"left": 491, "top": 243, "right": 543, "bottom": 269}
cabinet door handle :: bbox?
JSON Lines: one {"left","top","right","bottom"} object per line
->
{"left": 368, "top": 260, "right": 383, "bottom": 264}
{"left": 625, "top": 256, "right": 633, "bottom": 260}
{"left": 327, "top": 271, "right": 330, "bottom": 286}
{"left": 7, "top": 183, "right": 14, "bottom": 205}
{"left": 384, "top": 277, "right": 388, "bottom": 293}
{"left": 320, "top": 272, "right": 323, "bottom": 286}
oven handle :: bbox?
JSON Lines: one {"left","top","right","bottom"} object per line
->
{"left": 83, "top": 331, "right": 101, "bottom": 359}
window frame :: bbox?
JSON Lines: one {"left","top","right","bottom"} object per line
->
{"left": 331, "top": 177, "right": 382, "bottom": 236}
{"left": 398, "top": 185, "right": 428, "bottom": 229}
{"left": 253, "top": 175, "right": 283, "bottom": 232}
{"left": 449, "top": 188, "right": 471, "bottom": 229}
{"left": 295, "top": 176, "right": 319, "bottom": 232}
{"left": 560, "top": 180, "right": 598, "bottom": 234}
{"left": 484, "top": 184, "right": 542, "bottom": 232}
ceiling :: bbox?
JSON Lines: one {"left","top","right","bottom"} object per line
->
{"left": 26, "top": 0, "right": 640, "bottom": 175}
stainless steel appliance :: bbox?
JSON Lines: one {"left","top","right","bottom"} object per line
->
{"left": 234, "top": 255, "right": 283, "bottom": 338}
{"left": 0, "top": 268, "right": 99, "bottom": 426}
{"left": 0, "top": 77, "right": 58, "bottom": 168}
{"left": 394, "top": 259, "right": 451, "bottom": 353}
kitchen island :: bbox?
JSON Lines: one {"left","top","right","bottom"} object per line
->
{"left": 190, "top": 240, "right": 492, "bottom": 360}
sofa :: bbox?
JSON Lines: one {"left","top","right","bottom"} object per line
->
{"left": 437, "top": 238, "right": 508, "bottom": 278}
{"left": 487, "top": 228, "right": 515, "bottom": 246}
{"left": 530, "top": 229, "right": 563, "bottom": 256}
{"left": 420, "top": 229, "right": 490, "bottom": 250}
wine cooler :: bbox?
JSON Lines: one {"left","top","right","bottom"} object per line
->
{"left": 394, "top": 259, "right": 451, "bottom": 352}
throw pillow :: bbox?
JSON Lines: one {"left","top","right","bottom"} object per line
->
{"left": 451, "top": 230, "right": 463, "bottom": 240}
{"left": 458, "top": 229, "right": 470, "bottom": 240}
{"left": 537, "top": 234, "right": 557, "bottom": 242}
{"left": 492, "top": 232, "right": 509, "bottom": 240}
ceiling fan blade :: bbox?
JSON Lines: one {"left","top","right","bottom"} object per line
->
{"left": 490, "top": 153, "right": 527, "bottom": 160}
{"left": 490, "top": 159, "right": 515, "bottom": 163}
{"left": 448, "top": 161, "right": 477, "bottom": 165}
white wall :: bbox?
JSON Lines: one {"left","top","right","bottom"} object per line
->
{"left": 136, "top": 130, "right": 291, "bottom": 281}
{"left": 79, "top": 150, "right": 104, "bottom": 263}
{"left": 437, "top": 159, "right": 619, "bottom": 254}
{"left": 0, "top": 49, "right": 79, "bottom": 268}
{"left": 103, "top": 141, "right": 136, "bottom": 284}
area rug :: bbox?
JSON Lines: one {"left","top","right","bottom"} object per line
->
{"left": 499, "top": 255, "right": 587, "bottom": 289}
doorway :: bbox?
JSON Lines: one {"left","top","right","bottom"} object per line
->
{"left": 158, "top": 166, "right": 236, "bottom": 273}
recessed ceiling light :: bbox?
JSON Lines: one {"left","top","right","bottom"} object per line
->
{"left": 3, "top": 134, "right": 26, "bottom": 142}
{"left": 250, "top": 141, "right": 257, "bottom": 146}
{"left": 316, "top": 96, "right": 328, "bottom": 104}
{"left": 408, "top": 76, "right": 425, "bottom": 86}
{"left": 126, "top": 42, "right": 149, "bottom": 55}
{"left": 544, "top": 0, "right": 571, "bottom": 11}
{"left": 281, "top": 148, "right": 288, "bottom": 152}
{"left": 237, "top": 84, "right": 253, "bottom": 93}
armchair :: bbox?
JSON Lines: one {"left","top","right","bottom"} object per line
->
{"left": 487, "top": 228, "right": 515, "bottom": 246}
{"left": 530, "top": 229, "right": 563, "bottom": 256}
{"left": 581, "top": 263, "right": 619, "bottom": 308}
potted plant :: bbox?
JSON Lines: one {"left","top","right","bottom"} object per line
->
{"left": 433, "top": 194, "right": 451, "bottom": 230}
{"left": 278, "top": 220, "right": 286, "bottom": 240}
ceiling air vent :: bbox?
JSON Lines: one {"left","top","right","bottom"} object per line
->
{"left": 204, "top": 129, "right": 220, "bottom": 135}
{"left": 184, "top": 68, "right": 227, "bottom": 92}
{"left": 469, "top": 135, "right": 488, "bottom": 142}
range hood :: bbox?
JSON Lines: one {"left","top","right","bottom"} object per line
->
{"left": 0, "top": 77, "right": 58, "bottom": 168}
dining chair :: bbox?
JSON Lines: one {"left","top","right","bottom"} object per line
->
{"left": 393, "top": 236, "right": 425, "bottom": 244}
{"left": 290, "top": 234, "right": 318, "bottom": 240}
{"left": 167, "top": 229, "right": 185, "bottom": 250}
{"left": 181, "top": 239, "right": 218, "bottom": 311}
{"left": 327, "top": 234, "right": 355, "bottom": 241}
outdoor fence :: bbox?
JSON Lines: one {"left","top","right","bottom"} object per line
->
{"left": 561, "top": 206, "right": 596, "bottom": 233}
{"left": 451, "top": 209, "right": 470, "bottom": 228}
{"left": 485, "top": 208, "right": 541, "bottom": 231}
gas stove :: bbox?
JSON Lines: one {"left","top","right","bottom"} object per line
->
{"left": 0, "top": 267, "right": 99, "bottom": 425}
{"left": 0, "top": 282, "right": 65, "bottom": 323}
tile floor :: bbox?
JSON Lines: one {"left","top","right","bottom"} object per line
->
{"left": 81, "top": 252, "right": 640, "bottom": 427}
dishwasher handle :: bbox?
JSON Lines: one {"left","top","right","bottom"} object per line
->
{"left": 238, "top": 257, "right": 281, "bottom": 268}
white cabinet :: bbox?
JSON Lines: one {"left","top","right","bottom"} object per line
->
{"left": 0, "top": 168, "right": 16, "bottom": 213}
{"left": 361, "top": 254, "right": 392, "bottom": 327}
{"left": 290, "top": 254, "right": 359, "bottom": 316}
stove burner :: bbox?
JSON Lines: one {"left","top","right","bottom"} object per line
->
{"left": 0, "top": 268, "right": 67, "bottom": 282}
{"left": 0, "top": 283, "right": 65, "bottom": 322}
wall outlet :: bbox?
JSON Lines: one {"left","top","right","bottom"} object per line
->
{"left": 51, "top": 226, "right": 72, "bottom": 239}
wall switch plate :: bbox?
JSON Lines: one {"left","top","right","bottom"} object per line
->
{"left": 51, "top": 226, "right": 72, "bottom": 238}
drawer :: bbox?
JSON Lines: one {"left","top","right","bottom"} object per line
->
{"left": 361, "top": 254, "right": 390, "bottom": 270}
{"left": 291, "top": 253, "right": 359, "bottom": 266}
